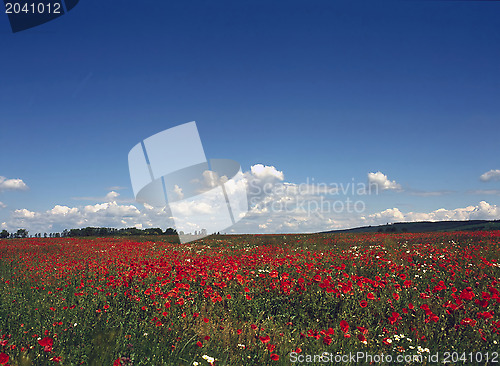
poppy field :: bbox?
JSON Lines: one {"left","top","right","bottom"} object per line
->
{"left": 0, "top": 231, "right": 499, "bottom": 365}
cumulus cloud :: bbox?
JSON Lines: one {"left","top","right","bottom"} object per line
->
{"left": 4, "top": 163, "right": 499, "bottom": 235}
{"left": 0, "top": 176, "right": 28, "bottom": 191}
{"left": 0, "top": 202, "right": 6, "bottom": 209}
{"left": 361, "top": 201, "right": 500, "bottom": 226}
{"left": 173, "top": 185, "right": 184, "bottom": 200}
{"left": 250, "top": 164, "right": 284, "bottom": 181}
{"left": 480, "top": 169, "right": 500, "bottom": 182}
{"left": 2, "top": 201, "right": 173, "bottom": 234}
{"left": 367, "top": 172, "right": 402, "bottom": 192}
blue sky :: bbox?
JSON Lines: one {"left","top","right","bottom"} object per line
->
{"left": 1, "top": 0, "right": 500, "bottom": 234}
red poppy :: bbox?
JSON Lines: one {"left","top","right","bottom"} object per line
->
{"left": 359, "top": 300, "right": 368, "bottom": 308}
{"left": 259, "top": 335, "right": 271, "bottom": 343}
{"left": 460, "top": 288, "right": 475, "bottom": 301}
{"left": 270, "top": 354, "right": 279, "bottom": 361}
{"left": 38, "top": 337, "right": 54, "bottom": 352}
{"left": 461, "top": 318, "right": 477, "bottom": 327}
{"left": 196, "top": 341, "right": 203, "bottom": 347}
{"left": 340, "top": 320, "right": 349, "bottom": 333}
{"left": 357, "top": 326, "right": 368, "bottom": 334}
{"left": 367, "top": 293, "right": 375, "bottom": 300}
{"left": 357, "top": 334, "right": 367, "bottom": 343}
{"left": 113, "top": 358, "right": 121, "bottom": 366}
{"left": 382, "top": 337, "right": 392, "bottom": 345}
{"left": 0, "top": 353, "right": 9, "bottom": 365}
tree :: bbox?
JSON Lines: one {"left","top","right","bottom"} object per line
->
{"left": 16, "top": 228, "right": 28, "bottom": 238}
{"left": 0, "top": 229, "right": 9, "bottom": 239}
{"left": 144, "top": 228, "right": 163, "bottom": 235}
{"left": 164, "top": 228, "right": 177, "bottom": 235}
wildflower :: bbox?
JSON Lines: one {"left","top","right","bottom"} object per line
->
{"left": 259, "top": 335, "right": 271, "bottom": 343}
{"left": 202, "top": 355, "right": 215, "bottom": 363}
{"left": 38, "top": 337, "right": 53, "bottom": 352}
{"left": 340, "top": 320, "right": 349, "bottom": 333}
{"left": 357, "top": 334, "right": 367, "bottom": 344}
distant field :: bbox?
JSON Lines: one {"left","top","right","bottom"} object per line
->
{"left": 0, "top": 232, "right": 499, "bottom": 365}
{"left": 324, "top": 220, "right": 500, "bottom": 234}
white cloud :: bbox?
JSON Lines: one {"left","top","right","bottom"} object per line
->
{"left": 104, "top": 191, "right": 120, "bottom": 202}
{"left": 367, "top": 172, "right": 402, "bottom": 192}
{"left": 72, "top": 191, "right": 134, "bottom": 203}
{"left": 0, "top": 202, "right": 6, "bottom": 209}
{"left": 173, "top": 185, "right": 184, "bottom": 200}
{"left": 361, "top": 207, "right": 405, "bottom": 224}
{"left": 480, "top": 169, "right": 500, "bottom": 182}
{"left": 4, "top": 163, "right": 498, "bottom": 235}
{"left": 1, "top": 201, "right": 174, "bottom": 234}
{"left": 0, "top": 176, "right": 28, "bottom": 191}
{"left": 250, "top": 164, "right": 284, "bottom": 181}
{"left": 361, "top": 201, "right": 500, "bottom": 226}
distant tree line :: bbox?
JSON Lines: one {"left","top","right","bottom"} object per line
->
{"left": 0, "top": 227, "right": 178, "bottom": 239}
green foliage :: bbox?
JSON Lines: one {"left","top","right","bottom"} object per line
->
{"left": 0, "top": 232, "right": 499, "bottom": 365}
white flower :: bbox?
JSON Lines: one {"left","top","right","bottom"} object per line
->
{"left": 193, "top": 363, "right": 199, "bottom": 366}
{"left": 202, "top": 355, "right": 215, "bottom": 363}
{"left": 74, "top": 323, "right": 77, "bottom": 327}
